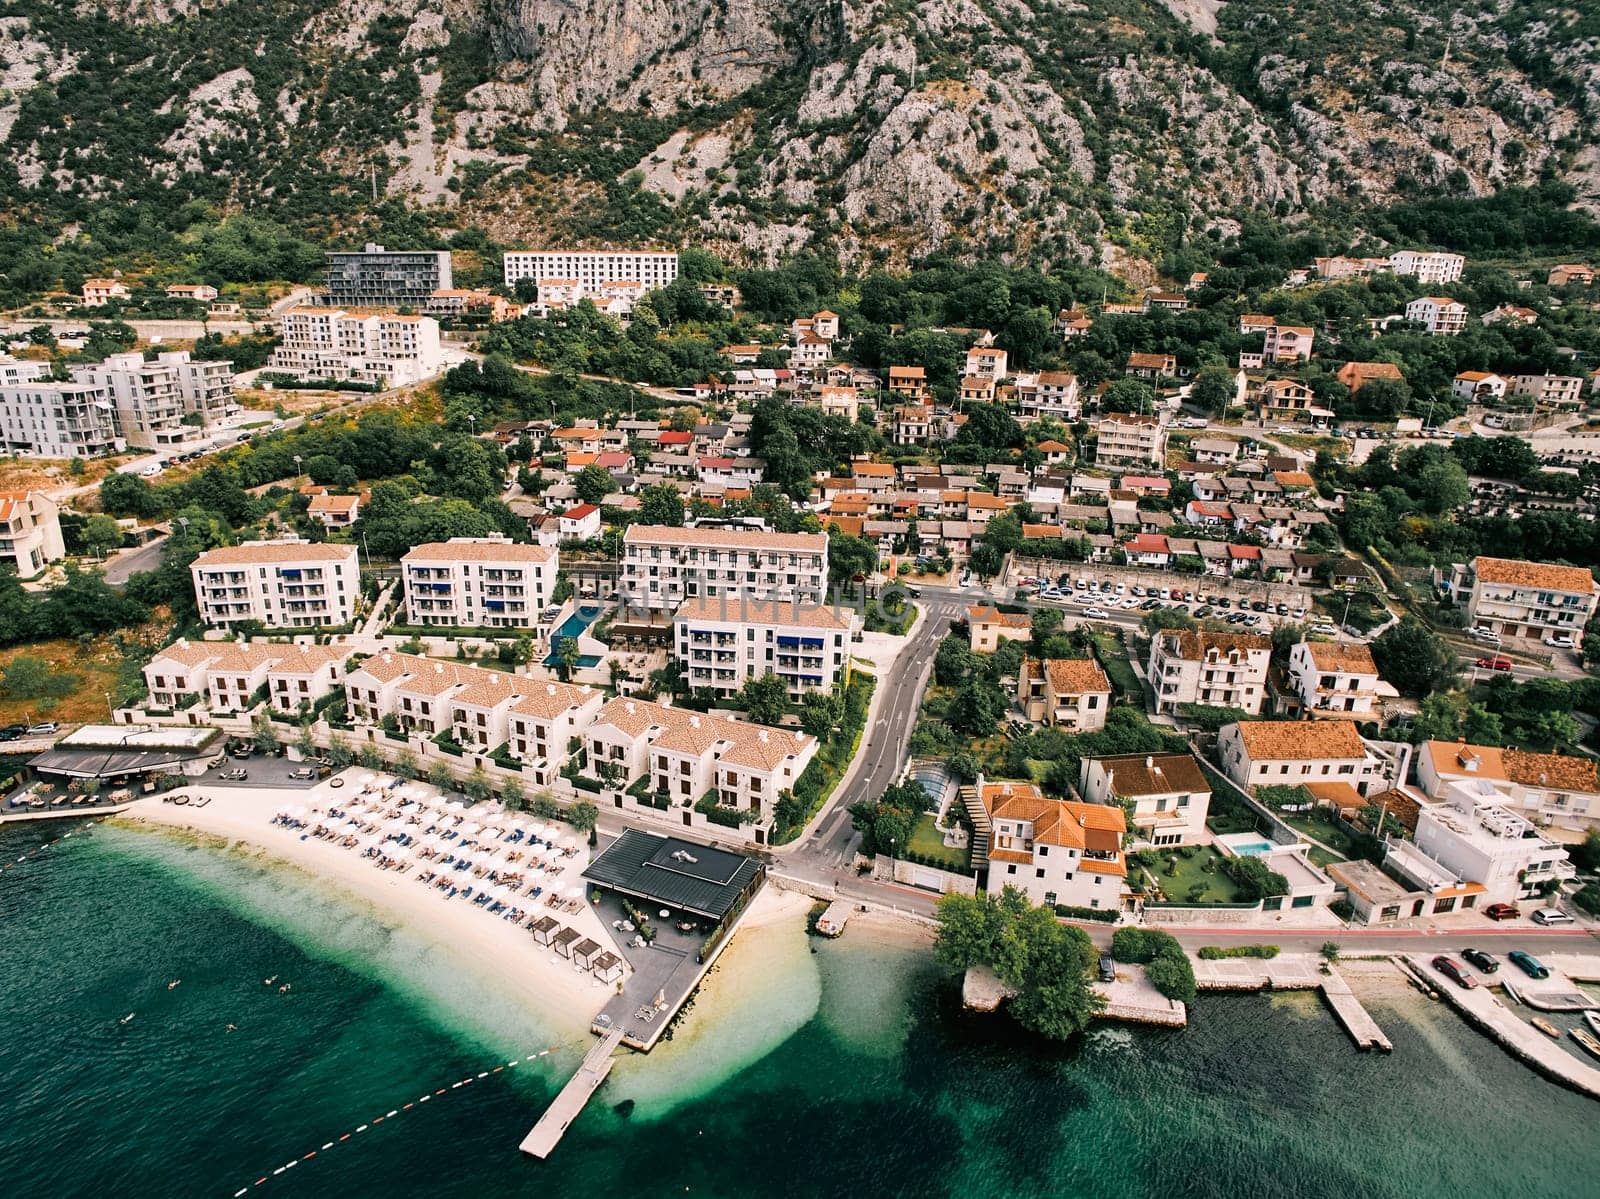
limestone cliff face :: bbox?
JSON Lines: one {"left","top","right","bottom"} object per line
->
{"left": 5, "top": 0, "right": 1596, "bottom": 269}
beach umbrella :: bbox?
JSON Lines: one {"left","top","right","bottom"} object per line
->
{"left": 565, "top": 886, "right": 583, "bottom": 900}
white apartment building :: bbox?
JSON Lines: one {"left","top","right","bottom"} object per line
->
{"left": 1412, "top": 781, "right": 1572, "bottom": 905}
{"left": 1148, "top": 630, "right": 1271, "bottom": 716}
{"left": 401, "top": 537, "right": 558, "bottom": 629}
{"left": 672, "top": 596, "right": 857, "bottom": 698}
{"left": 1461, "top": 555, "right": 1597, "bottom": 645}
{"left": 1509, "top": 373, "right": 1585, "bottom": 408}
{"left": 1390, "top": 250, "right": 1465, "bottom": 285}
{"left": 1285, "top": 641, "right": 1389, "bottom": 720}
{"left": 979, "top": 779, "right": 1127, "bottom": 911}
{"left": 621, "top": 524, "right": 829, "bottom": 610}
{"left": 1403, "top": 296, "right": 1468, "bottom": 336}
{"left": 1094, "top": 414, "right": 1165, "bottom": 466}
{"left": 1451, "top": 371, "right": 1507, "bottom": 403}
{"left": 0, "top": 356, "right": 51, "bottom": 387}
{"left": 67, "top": 352, "right": 208, "bottom": 450}
{"left": 189, "top": 540, "right": 360, "bottom": 629}
{"left": 584, "top": 696, "right": 818, "bottom": 842}
{"left": 1217, "top": 720, "right": 1389, "bottom": 795}
{"left": 1013, "top": 371, "right": 1081, "bottom": 422}
{"left": 0, "top": 380, "right": 123, "bottom": 458}
{"left": 1262, "top": 324, "right": 1314, "bottom": 363}
{"left": 1417, "top": 740, "right": 1600, "bottom": 836}
{"left": 1079, "top": 752, "right": 1211, "bottom": 847}
{"left": 268, "top": 308, "right": 443, "bottom": 387}
{"left": 503, "top": 250, "right": 679, "bottom": 291}
{"left": 0, "top": 490, "right": 65, "bottom": 578}
{"left": 965, "top": 346, "right": 1008, "bottom": 380}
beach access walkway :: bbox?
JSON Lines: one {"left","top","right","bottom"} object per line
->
{"left": 519, "top": 1025, "right": 627, "bottom": 1159}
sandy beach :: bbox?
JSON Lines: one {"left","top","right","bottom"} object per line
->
{"left": 125, "top": 774, "right": 617, "bottom": 1032}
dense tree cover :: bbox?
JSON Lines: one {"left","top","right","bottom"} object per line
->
{"left": 748, "top": 398, "right": 881, "bottom": 499}
{"left": 1374, "top": 181, "right": 1600, "bottom": 255}
{"left": 1371, "top": 616, "right": 1460, "bottom": 698}
{"left": 934, "top": 888, "right": 1104, "bottom": 1040}
{"left": 848, "top": 780, "right": 931, "bottom": 858}
{"left": 0, "top": 566, "right": 150, "bottom": 648}
{"left": 737, "top": 672, "right": 791, "bottom": 726}
{"left": 478, "top": 299, "right": 740, "bottom": 389}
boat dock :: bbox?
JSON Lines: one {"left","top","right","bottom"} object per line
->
{"left": 519, "top": 1026, "right": 627, "bottom": 1159}
{"left": 1191, "top": 954, "right": 1390, "bottom": 1051}
{"left": 814, "top": 899, "right": 852, "bottom": 938}
{"left": 1320, "top": 970, "right": 1392, "bottom": 1052}
{"left": 1406, "top": 955, "right": 1600, "bottom": 1101}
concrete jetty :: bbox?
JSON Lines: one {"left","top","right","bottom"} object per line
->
{"left": 519, "top": 1026, "right": 627, "bottom": 1159}
{"left": 1406, "top": 955, "right": 1600, "bottom": 1101}
{"left": 1191, "top": 954, "right": 1390, "bottom": 1051}
{"left": 1319, "top": 970, "right": 1392, "bottom": 1051}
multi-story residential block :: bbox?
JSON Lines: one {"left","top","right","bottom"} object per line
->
{"left": 1403, "top": 296, "right": 1468, "bottom": 336}
{"left": 621, "top": 524, "right": 828, "bottom": 610}
{"left": 69, "top": 351, "right": 236, "bottom": 449}
{"left": 887, "top": 366, "right": 929, "bottom": 401}
{"left": 1093, "top": 414, "right": 1165, "bottom": 466}
{"left": 965, "top": 347, "right": 1008, "bottom": 380}
{"left": 1417, "top": 740, "right": 1600, "bottom": 836}
{"left": 1148, "top": 629, "right": 1271, "bottom": 715}
{"left": 0, "top": 379, "right": 123, "bottom": 458}
{"left": 892, "top": 404, "right": 934, "bottom": 446}
{"left": 584, "top": 696, "right": 817, "bottom": 841}
{"left": 502, "top": 250, "right": 678, "bottom": 292}
{"left": 1256, "top": 378, "right": 1331, "bottom": 423}
{"left": 673, "top": 596, "right": 857, "bottom": 698}
{"left": 82, "top": 279, "right": 129, "bottom": 306}
{"left": 0, "top": 356, "right": 51, "bottom": 388}
{"left": 268, "top": 308, "right": 442, "bottom": 386}
{"left": 1509, "top": 373, "right": 1585, "bottom": 408}
{"left": 1217, "top": 720, "right": 1389, "bottom": 794}
{"left": 1285, "top": 641, "right": 1387, "bottom": 720}
{"left": 1410, "top": 781, "right": 1572, "bottom": 905}
{"left": 324, "top": 244, "right": 452, "bottom": 308}
{"left": 968, "top": 605, "right": 1033, "bottom": 653}
{"left": 1015, "top": 658, "right": 1112, "bottom": 732}
{"left": 0, "top": 490, "right": 65, "bottom": 578}
{"left": 402, "top": 537, "right": 558, "bottom": 629}
{"left": 189, "top": 540, "right": 360, "bottom": 629}
{"left": 1013, "top": 371, "right": 1080, "bottom": 422}
{"left": 1459, "top": 555, "right": 1597, "bottom": 645}
{"left": 1262, "top": 324, "right": 1314, "bottom": 363}
{"left": 1451, "top": 371, "right": 1507, "bottom": 403}
{"left": 1079, "top": 752, "right": 1211, "bottom": 847}
{"left": 979, "top": 779, "right": 1126, "bottom": 910}
{"left": 1390, "top": 250, "right": 1465, "bottom": 285}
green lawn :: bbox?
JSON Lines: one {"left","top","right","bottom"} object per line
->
{"left": 1276, "top": 810, "right": 1358, "bottom": 860}
{"left": 905, "top": 812, "right": 970, "bottom": 873}
{"left": 1134, "top": 846, "right": 1251, "bottom": 904}
{"left": 1088, "top": 632, "right": 1141, "bottom": 700}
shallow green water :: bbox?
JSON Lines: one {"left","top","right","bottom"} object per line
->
{"left": 1, "top": 819, "right": 1595, "bottom": 1199}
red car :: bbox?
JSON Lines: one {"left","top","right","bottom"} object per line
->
{"left": 1485, "top": 903, "right": 1521, "bottom": 921}
{"left": 1475, "top": 656, "right": 1512, "bottom": 671}
{"left": 1432, "top": 956, "right": 1478, "bottom": 989}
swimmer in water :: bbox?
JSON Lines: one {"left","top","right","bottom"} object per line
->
{"left": 226, "top": 1024, "right": 237, "bottom": 1033}
{"left": 119, "top": 1013, "right": 135, "bottom": 1025}
{"left": 264, "top": 976, "right": 278, "bottom": 986}
{"left": 167, "top": 980, "right": 180, "bottom": 990}
{"left": 278, "top": 984, "right": 291, "bottom": 994}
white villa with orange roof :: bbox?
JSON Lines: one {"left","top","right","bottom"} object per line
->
{"left": 967, "top": 605, "right": 1032, "bottom": 653}
{"left": 977, "top": 778, "right": 1127, "bottom": 910}
{"left": 1458, "top": 555, "right": 1597, "bottom": 645}
{"left": 82, "top": 278, "right": 128, "bottom": 306}
{"left": 189, "top": 540, "right": 360, "bottom": 629}
{"left": 307, "top": 492, "right": 360, "bottom": 528}
{"left": 1284, "top": 641, "right": 1393, "bottom": 720}
{"left": 401, "top": 536, "right": 558, "bottom": 629}
{"left": 143, "top": 639, "right": 348, "bottom": 714}
{"left": 1416, "top": 740, "right": 1600, "bottom": 834}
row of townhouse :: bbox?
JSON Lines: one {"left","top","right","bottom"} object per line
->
{"left": 143, "top": 639, "right": 347, "bottom": 715}
{"left": 672, "top": 596, "right": 858, "bottom": 699}
{"left": 190, "top": 540, "right": 361, "bottom": 630}
{"left": 401, "top": 537, "right": 560, "bottom": 629}
{"left": 1451, "top": 372, "right": 1587, "bottom": 407}
{"left": 0, "top": 350, "right": 236, "bottom": 456}
{"left": 345, "top": 652, "right": 602, "bottom": 787}
{"left": 621, "top": 524, "right": 829, "bottom": 610}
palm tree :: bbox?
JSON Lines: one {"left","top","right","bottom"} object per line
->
{"left": 556, "top": 636, "right": 581, "bottom": 681}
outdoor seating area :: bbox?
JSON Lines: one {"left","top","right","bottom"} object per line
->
{"left": 265, "top": 772, "right": 626, "bottom": 985}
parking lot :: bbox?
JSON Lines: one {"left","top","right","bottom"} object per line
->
{"left": 1006, "top": 559, "right": 1341, "bottom": 635}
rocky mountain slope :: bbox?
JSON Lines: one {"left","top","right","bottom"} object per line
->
{"left": 1, "top": 0, "right": 1596, "bottom": 272}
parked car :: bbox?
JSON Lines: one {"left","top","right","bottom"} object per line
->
{"left": 219, "top": 768, "right": 248, "bottom": 781}
{"left": 1508, "top": 950, "right": 1550, "bottom": 980}
{"left": 229, "top": 745, "right": 251, "bottom": 759}
{"left": 1083, "top": 606, "right": 1109, "bottom": 619}
{"left": 25, "top": 722, "right": 58, "bottom": 736}
{"left": 1431, "top": 956, "right": 1478, "bottom": 989}
{"left": 1098, "top": 953, "right": 1116, "bottom": 983}
{"left": 1484, "top": 903, "right": 1521, "bottom": 921}
{"left": 1475, "top": 656, "right": 1513, "bottom": 671}
{"left": 1195, "top": 605, "right": 1213, "bottom": 617}
{"left": 1461, "top": 948, "right": 1499, "bottom": 974}
{"left": 1468, "top": 627, "right": 1501, "bottom": 645}
{"left": 1544, "top": 633, "right": 1576, "bottom": 650}
{"left": 1531, "top": 908, "right": 1574, "bottom": 926}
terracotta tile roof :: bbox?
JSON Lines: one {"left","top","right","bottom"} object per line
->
{"left": 982, "top": 780, "right": 1126, "bottom": 865}
{"left": 591, "top": 696, "right": 813, "bottom": 773}
{"left": 1090, "top": 752, "right": 1209, "bottom": 797}
{"left": 673, "top": 596, "right": 854, "bottom": 631}
{"left": 1472, "top": 556, "right": 1595, "bottom": 594}
{"left": 1161, "top": 630, "right": 1270, "bottom": 661}
{"left": 1036, "top": 439, "right": 1070, "bottom": 451}
{"left": 622, "top": 525, "right": 827, "bottom": 553}
{"left": 307, "top": 493, "right": 359, "bottom": 514}
{"left": 1502, "top": 748, "right": 1600, "bottom": 793}
{"left": 192, "top": 541, "right": 358, "bottom": 567}
{"left": 1303, "top": 642, "right": 1377, "bottom": 674}
{"left": 969, "top": 605, "right": 1032, "bottom": 629}
{"left": 403, "top": 540, "right": 556, "bottom": 564}
{"left": 852, "top": 462, "right": 895, "bottom": 477}
{"left": 509, "top": 681, "right": 601, "bottom": 721}
{"left": 1232, "top": 720, "right": 1367, "bottom": 761}
{"left": 263, "top": 645, "right": 348, "bottom": 675}
{"left": 1044, "top": 658, "right": 1111, "bottom": 695}
{"left": 147, "top": 639, "right": 222, "bottom": 669}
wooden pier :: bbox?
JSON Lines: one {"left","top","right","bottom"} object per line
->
{"left": 1320, "top": 970, "right": 1392, "bottom": 1052}
{"left": 519, "top": 1025, "right": 627, "bottom": 1159}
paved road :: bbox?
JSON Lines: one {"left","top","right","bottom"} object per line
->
{"left": 103, "top": 535, "right": 168, "bottom": 585}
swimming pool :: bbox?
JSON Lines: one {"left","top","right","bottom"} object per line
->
{"left": 1218, "top": 832, "right": 1277, "bottom": 857}
{"left": 544, "top": 604, "right": 604, "bottom": 667}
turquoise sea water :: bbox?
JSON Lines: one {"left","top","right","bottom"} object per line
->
{"left": 2, "top": 818, "right": 1597, "bottom": 1199}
